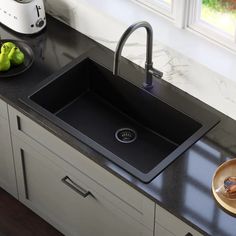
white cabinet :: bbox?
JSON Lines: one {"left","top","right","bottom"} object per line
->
{"left": 155, "top": 205, "right": 203, "bottom": 236}
{"left": 12, "top": 136, "right": 152, "bottom": 236}
{"left": 9, "top": 105, "right": 154, "bottom": 236}
{"left": 0, "top": 99, "right": 17, "bottom": 197}
{"left": 8, "top": 105, "right": 204, "bottom": 236}
{"left": 155, "top": 224, "right": 175, "bottom": 236}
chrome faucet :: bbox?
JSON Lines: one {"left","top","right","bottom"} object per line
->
{"left": 113, "top": 21, "right": 163, "bottom": 90}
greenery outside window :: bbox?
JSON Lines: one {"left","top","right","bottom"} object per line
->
{"left": 201, "top": 0, "right": 236, "bottom": 35}
{"left": 188, "top": 0, "right": 236, "bottom": 51}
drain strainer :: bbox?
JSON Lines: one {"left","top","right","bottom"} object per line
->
{"left": 115, "top": 128, "right": 137, "bottom": 144}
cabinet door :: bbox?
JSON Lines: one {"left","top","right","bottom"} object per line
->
{"left": 9, "top": 105, "right": 154, "bottom": 231}
{"left": 155, "top": 204, "right": 203, "bottom": 236}
{"left": 12, "top": 136, "right": 152, "bottom": 236}
{"left": 0, "top": 102, "right": 17, "bottom": 197}
{"left": 155, "top": 223, "right": 174, "bottom": 236}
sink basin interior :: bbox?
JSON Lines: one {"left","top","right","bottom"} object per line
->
{"left": 24, "top": 58, "right": 218, "bottom": 182}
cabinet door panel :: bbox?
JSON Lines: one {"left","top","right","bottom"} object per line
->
{"left": 9, "top": 105, "right": 155, "bottom": 230}
{"left": 0, "top": 99, "right": 8, "bottom": 119}
{"left": 155, "top": 223, "right": 175, "bottom": 236}
{"left": 0, "top": 112, "right": 17, "bottom": 197}
{"left": 156, "top": 205, "right": 203, "bottom": 236}
{"left": 12, "top": 136, "right": 152, "bottom": 236}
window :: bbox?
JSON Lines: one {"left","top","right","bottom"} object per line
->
{"left": 134, "top": 0, "right": 173, "bottom": 18}
{"left": 200, "top": 0, "right": 236, "bottom": 35}
{"left": 188, "top": 0, "right": 236, "bottom": 50}
{"left": 133, "top": 0, "right": 236, "bottom": 51}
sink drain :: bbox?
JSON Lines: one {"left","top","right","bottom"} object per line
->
{"left": 115, "top": 128, "right": 137, "bottom": 144}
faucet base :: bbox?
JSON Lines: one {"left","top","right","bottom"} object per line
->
{"left": 143, "top": 82, "right": 153, "bottom": 90}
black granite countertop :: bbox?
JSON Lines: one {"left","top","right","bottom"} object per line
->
{"left": 0, "top": 15, "right": 235, "bottom": 236}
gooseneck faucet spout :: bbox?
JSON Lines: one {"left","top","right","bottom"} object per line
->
{"left": 113, "top": 21, "right": 163, "bottom": 90}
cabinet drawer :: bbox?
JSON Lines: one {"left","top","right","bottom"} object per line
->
{"left": 9, "top": 105, "right": 155, "bottom": 230}
{"left": 0, "top": 99, "right": 8, "bottom": 119}
{"left": 12, "top": 136, "right": 153, "bottom": 236}
{"left": 155, "top": 205, "right": 203, "bottom": 236}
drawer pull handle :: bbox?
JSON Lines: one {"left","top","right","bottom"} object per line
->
{"left": 17, "top": 115, "right": 21, "bottom": 130}
{"left": 185, "top": 233, "right": 193, "bottom": 236}
{"left": 61, "top": 176, "right": 91, "bottom": 198}
{"left": 20, "top": 149, "right": 29, "bottom": 200}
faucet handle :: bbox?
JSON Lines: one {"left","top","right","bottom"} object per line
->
{"left": 149, "top": 68, "right": 163, "bottom": 79}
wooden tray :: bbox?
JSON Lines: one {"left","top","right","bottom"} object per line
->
{"left": 212, "top": 159, "right": 236, "bottom": 214}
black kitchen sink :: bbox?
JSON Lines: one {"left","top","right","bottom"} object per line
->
{"left": 21, "top": 57, "right": 219, "bottom": 182}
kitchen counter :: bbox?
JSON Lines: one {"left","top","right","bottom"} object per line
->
{"left": 0, "top": 15, "right": 235, "bottom": 236}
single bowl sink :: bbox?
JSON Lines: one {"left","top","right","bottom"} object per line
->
{"left": 21, "top": 57, "right": 219, "bottom": 182}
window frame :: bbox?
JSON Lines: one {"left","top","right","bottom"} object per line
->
{"left": 187, "top": 0, "right": 236, "bottom": 51}
{"left": 133, "top": 0, "right": 174, "bottom": 19}
{"left": 132, "top": 0, "right": 236, "bottom": 52}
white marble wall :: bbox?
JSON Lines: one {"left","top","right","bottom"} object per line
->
{"left": 44, "top": 0, "right": 236, "bottom": 123}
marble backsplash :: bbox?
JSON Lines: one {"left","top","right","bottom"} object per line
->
{"left": 44, "top": 0, "right": 236, "bottom": 153}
